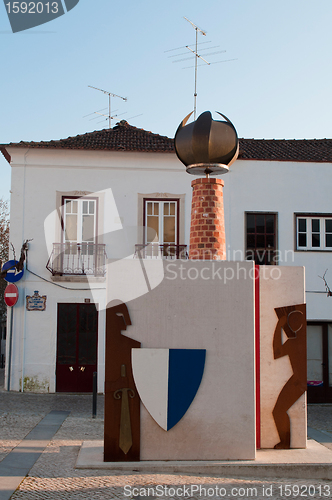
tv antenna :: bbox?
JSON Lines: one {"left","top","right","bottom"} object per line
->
{"left": 88, "top": 85, "right": 127, "bottom": 128}
{"left": 184, "top": 17, "right": 207, "bottom": 119}
{"left": 166, "top": 17, "right": 236, "bottom": 119}
{"left": 84, "top": 108, "right": 128, "bottom": 125}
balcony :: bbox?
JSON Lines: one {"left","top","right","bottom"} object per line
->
{"left": 46, "top": 243, "right": 107, "bottom": 276}
{"left": 134, "top": 244, "right": 188, "bottom": 260}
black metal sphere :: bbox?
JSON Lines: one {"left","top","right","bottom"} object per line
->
{"left": 174, "top": 111, "right": 239, "bottom": 168}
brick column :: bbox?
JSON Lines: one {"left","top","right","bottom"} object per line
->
{"left": 189, "top": 177, "right": 226, "bottom": 260}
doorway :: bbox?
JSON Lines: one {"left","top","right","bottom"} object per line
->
{"left": 56, "top": 303, "right": 98, "bottom": 392}
{"left": 307, "top": 322, "right": 332, "bottom": 403}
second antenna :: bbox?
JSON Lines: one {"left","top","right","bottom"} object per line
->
{"left": 88, "top": 86, "right": 127, "bottom": 129}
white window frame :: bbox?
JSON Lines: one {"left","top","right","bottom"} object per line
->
{"left": 144, "top": 199, "right": 178, "bottom": 245}
{"left": 63, "top": 197, "right": 97, "bottom": 245}
{"left": 296, "top": 215, "right": 332, "bottom": 251}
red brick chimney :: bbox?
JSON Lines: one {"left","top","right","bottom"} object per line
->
{"left": 189, "top": 177, "right": 226, "bottom": 260}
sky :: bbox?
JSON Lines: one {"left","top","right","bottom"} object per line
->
{"left": 0, "top": 0, "right": 332, "bottom": 200}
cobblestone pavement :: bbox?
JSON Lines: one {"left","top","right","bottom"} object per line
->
{"left": 1, "top": 369, "right": 332, "bottom": 500}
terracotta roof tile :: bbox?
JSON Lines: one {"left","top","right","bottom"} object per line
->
{"left": 1, "top": 121, "right": 174, "bottom": 154}
{"left": 238, "top": 138, "right": 332, "bottom": 163}
{"left": 1, "top": 121, "right": 332, "bottom": 163}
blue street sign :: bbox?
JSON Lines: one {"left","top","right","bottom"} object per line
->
{"left": 2, "top": 260, "right": 24, "bottom": 283}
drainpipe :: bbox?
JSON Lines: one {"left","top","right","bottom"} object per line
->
{"left": 21, "top": 287, "right": 27, "bottom": 392}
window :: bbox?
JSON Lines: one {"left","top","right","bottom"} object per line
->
{"left": 145, "top": 199, "right": 178, "bottom": 245}
{"left": 63, "top": 197, "right": 97, "bottom": 250}
{"left": 139, "top": 198, "right": 186, "bottom": 258}
{"left": 61, "top": 197, "right": 99, "bottom": 272}
{"left": 246, "top": 212, "right": 277, "bottom": 265}
{"left": 46, "top": 194, "right": 106, "bottom": 276}
{"left": 296, "top": 215, "right": 332, "bottom": 251}
{"left": 136, "top": 193, "right": 186, "bottom": 259}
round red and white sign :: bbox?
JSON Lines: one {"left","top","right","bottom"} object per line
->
{"left": 4, "top": 283, "right": 19, "bottom": 307}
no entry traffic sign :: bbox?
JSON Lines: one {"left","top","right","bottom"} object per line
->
{"left": 4, "top": 284, "right": 19, "bottom": 307}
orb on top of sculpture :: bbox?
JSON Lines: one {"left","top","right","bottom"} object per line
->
{"left": 174, "top": 111, "right": 239, "bottom": 176}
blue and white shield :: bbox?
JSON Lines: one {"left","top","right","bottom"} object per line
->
{"left": 132, "top": 348, "right": 206, "bottom": 431}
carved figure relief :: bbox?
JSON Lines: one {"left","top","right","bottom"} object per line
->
{"left": 272, "top": 304, "right": 307, "bottom": 449}
{"left": 104, "top": 301, "right": 141, "bottom": 462}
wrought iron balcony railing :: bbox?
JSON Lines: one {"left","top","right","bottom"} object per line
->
{"left": 46, "top": 243, "right": 107, "bottom": 276}
{"left": 134, "top": 244, "right": 188, "bottom": 260}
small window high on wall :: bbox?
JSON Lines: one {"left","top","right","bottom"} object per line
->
{"left": 245, "top": 212, "right": 277, "bottom": 265}
{"left": 296, "top": 215, "right": 332, "bottom": 251}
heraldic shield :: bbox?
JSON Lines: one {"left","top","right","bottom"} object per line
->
{"left": 132, "top": 348, "right": 206, "bottom": 431}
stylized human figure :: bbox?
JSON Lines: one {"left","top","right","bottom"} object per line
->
{"left": 272, "top": 304, "right": 307, "bottom": 449}
{"left": 104, "top": 301, "right": 141, "bottom": 461}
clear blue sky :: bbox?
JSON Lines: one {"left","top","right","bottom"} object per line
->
{"left": 1, "top": 0, "right": 332, "bottom": 199}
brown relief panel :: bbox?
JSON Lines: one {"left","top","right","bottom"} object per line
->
{"left": 272, "top": 304, "right": 307, "bottom": 449}
{"left": 104, "top": 301, "right": 141, "bottom": 462}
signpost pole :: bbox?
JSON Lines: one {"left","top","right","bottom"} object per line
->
{"left": 21, "top": 288, "right": 27, "bottom": 393}
{"left": 7, "top": 307, "right": 13, "bottom": 391}
{"left": 1, "top": 261, "right": 23, "bottom": 393}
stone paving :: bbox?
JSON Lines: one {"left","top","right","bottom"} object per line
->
{"left": 1, "top": 368, "right": 332, "bottom": 499}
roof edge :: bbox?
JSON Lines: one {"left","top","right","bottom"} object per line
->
{"left": 237, "top": 156, "right": 332, "bottom": 164}
{"left": 1, "top": 145, "right": 176, "bottom": 154}
{"left": 0, "top": 147, "right": 11, "bottom": 164}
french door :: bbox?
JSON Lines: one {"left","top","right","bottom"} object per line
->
{"left": 63, "top": 197, "right": 96, "bottom": 247}
{"left": 307, "top": 322, "right": 332, "bottom": 403}
{"left": 144, "top": 199, "right": 179, "bottom": 257}
{"left": 56, "top": 303, "right": 98, "bottom": 392}
{"left": 61, "top": 198, "right": 97, "bottom": 274}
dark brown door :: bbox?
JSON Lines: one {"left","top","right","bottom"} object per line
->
{"left": 307, "top": 322, "right": 332, "bottom": 403}
{"left": 56, "top": 303, "right": 98, "bottom": 392}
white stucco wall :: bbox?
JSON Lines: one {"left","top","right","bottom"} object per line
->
{"left": 6, "top": 148, "right": 191, "bottom": 392}
{"left": 223, "top": 159, "right": 332, "bottom": 320}
{"left": 4, "top": 146, "right": 332, "bottom": 393}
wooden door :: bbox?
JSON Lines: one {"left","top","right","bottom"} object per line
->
{"left": 56, "top": 303, "right": 98, "bottom": 392}
{"left": 307, "top": 322, "right": 332, "bottom": 403}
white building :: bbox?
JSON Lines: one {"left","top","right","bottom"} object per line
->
{"left": 1, "top": 121, "right": 332, "bottom": 402}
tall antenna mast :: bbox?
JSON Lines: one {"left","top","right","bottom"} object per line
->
{"left": 166, "top": 19, "right": 236, "bottom": 120}
{"left": 184, "top": 17, "right": 207, "bottom": 120}
{"left": 88, "top": 85, "right": 127, "bottom": 128}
